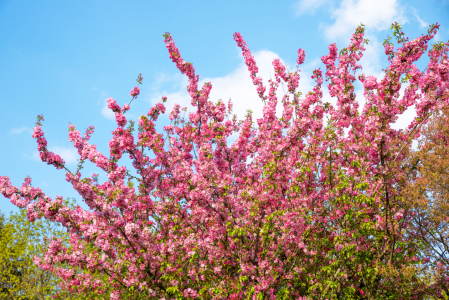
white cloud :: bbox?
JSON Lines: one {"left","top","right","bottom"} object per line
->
{"left": 148, "top": 49, "right": 321, "bottom": 124}
{"left": 92, "top": 87, "right": 108, "bottom": 99}
{"left": 433, "top": 30, "right": 443, "bottom": 43}
{"left": 319, "top": 1, "right": 443, "bottom": 143}
{"left": 412, "top": 8, "right": 428, "bottom": 28}
{"left": 391, "top": 84, "right": 417, "bottom": 131}
{"left": 323, "top": 0, "right": 407, "bottom": 41}
{"left": 52, "top": 146, "right": 79, "bottom": 164}
{"left": 101, "top": 98, "right": 116, "bottom": 120}
{"left": 358, "top": 34, "right": 385, "bottom": 79}
{"left": 356, "top": 81, "right": 416, "bottom": 131}
{"left": 151, "top": 72, "right": 186, "bottom": 92}
{"left": 30, "top": 146, "right": 78, "bottom": 165}
{"left": 91, "top": 87, "right": 116, "bottom": 121}
{"left": 31, "top": 151, "right": 40, "bottom": 161}
{"left": 147, "top": 34, "right": 418, "bottom": 143}
{"left": 293, "top": 0, "right": 332, "bottom": 16}
{"left": 393, "top": 104, "right": 417, "bottom": 130}
{"left": 202, "top": 50, "right": 288, "bottom": 121}
{"left": 10, "top": 126, "right": 32, "bottom": 134}
{"left": 321, "top": 0, "right": 405, "bottom": 121}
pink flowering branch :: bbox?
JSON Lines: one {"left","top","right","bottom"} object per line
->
{"left": 234, "top": 32, "right": 267, "bottom": 103}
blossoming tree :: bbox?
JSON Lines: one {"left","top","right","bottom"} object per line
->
{"left": 1, "top": 23, "right": 448, "bottom": 299}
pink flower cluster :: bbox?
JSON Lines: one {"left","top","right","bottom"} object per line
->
{"left": 130, "top": 86, "right": 140, "bottom": 97}
{"left": 31, "top": 115, "right": 65, "bottom": 170}
{"left": 234, "top": 32, "right": 267, "bottom": 101}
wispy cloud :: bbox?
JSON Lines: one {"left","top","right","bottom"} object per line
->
{"left": 92, "top": 87, "right": 116, "bottom": 121}
{"left": 92, "top": 87, "right": 108, "bottom": 100}
{"left": 358, "top": 34, "right": 385, "bottom": 79}
{"left": 318, "top": 0, "right": 407, "bottom": 121}
{"left": 148, "top": 49, "right": 321, "bottom": 123}
{"left": 147, "top": 1, "right": 425, "bottom": 136}
{"left": 412, "top": 7, "right": 428, "bottom": 28}
{"left": 52, "top": 146, "right": 78, "bottom": 164}
{"left": 29, "top": 146, "right": 78, "bottom": 165}
{"left": 323, "top": 0, "right": 407, "bottom": 41}
{"left": 391, "top": 85, "right": 417, "bottom": 131}
{"left": 101, "top": 98, "right": 116, "bottom": 121}
{"left": 151, "top": 72, "right": 186, "bottom": 92}
{"left": 10, "top": 126, "right": 32, "bottom": 134}
{"left": 293, "top": 0, "right": 333, "bottom": 16}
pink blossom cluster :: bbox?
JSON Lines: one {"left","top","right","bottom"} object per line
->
{"left": 234, "top": 32, "right": 267, "bottom": 101}
{"left": 31, "top": 115, "right": 65, "bottom": 170}
{"left": 130, "top": 86, "right": 140, "bottom": 97}
{"left": 271, "top": 48, "right": 305, "bottom": 96}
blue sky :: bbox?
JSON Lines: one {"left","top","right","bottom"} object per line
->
{"left": 1, "top": 0, "right": 448, "bottom": 215}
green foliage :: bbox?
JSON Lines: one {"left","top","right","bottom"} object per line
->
{"left": 0, "top": 199, "right": 87, "bottom": 300}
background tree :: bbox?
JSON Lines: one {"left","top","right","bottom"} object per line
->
{"left": 0, "top": 198, "right": 102, "bottom": 300}
{"left": 402, "top": 106, "right": 449, "bottom": 299}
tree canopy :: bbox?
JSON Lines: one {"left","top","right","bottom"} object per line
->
{"left": 0, "top": 22, "right": 448, "bottom": 299}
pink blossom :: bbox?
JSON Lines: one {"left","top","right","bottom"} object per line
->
{"left": 130, "top": 86, "right": 140, "bottom": 97}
